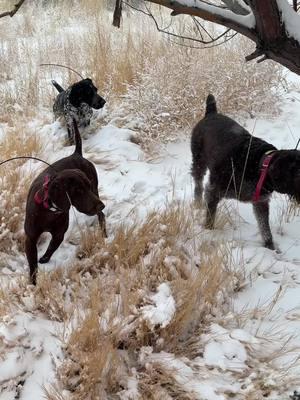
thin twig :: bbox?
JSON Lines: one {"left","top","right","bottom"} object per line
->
{"left": 124, "top": 1, "right": 237, "bottom": 47}
{"left": 0, "top": 156, "right": 52, "bottom": 169}
{"left": 167, "top": 32, "right": 238, "bottom": 50}
{"left": 40, "top": 63, "right": 84, "bottom": 79}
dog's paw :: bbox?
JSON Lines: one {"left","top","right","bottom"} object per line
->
{"left": 39, "top": 255, "right": 50, "bottom": 264}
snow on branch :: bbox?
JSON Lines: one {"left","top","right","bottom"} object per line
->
{"left": 277, "top": 0, "right": 300, "bottom": 42}
{"left": 144, "top": 0, "right": 256, "bottom": 39}
{"left": 222, "top": 0, "right": 251, "bottom": 15}
{"left": 0, "top": 0, "right": 26, "bottom": 19}
{"left": 115, "top": 0, "right": 300, "bottom": 75}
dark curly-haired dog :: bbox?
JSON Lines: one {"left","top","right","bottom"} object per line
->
{"left": 52, "top": 78, "right": 106, "bottom": 141}
{"left": 191, "top": 94, "right": 300, "bottom": 250}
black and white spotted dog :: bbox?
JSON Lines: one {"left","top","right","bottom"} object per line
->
{"left": 52, "top": 78, "right": 106, "bottom": 141}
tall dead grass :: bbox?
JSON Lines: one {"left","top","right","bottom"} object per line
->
{"left": 0, "top": 200, "right": 235, "bottom": 398}
{"left": 0, "top": 121, "right": 43, "bottom": 253}
{"left": 0, "top": 1, "right": 286, "bottom": 146}
{"left": 17, "top": 202, "right": 236, "bottom": 399}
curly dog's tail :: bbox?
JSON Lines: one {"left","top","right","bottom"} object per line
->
{"left": 205, "top": 94, "right": 217, "bottom": 116}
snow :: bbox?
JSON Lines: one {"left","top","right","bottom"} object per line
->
{"left": 203, "top": 324, "right": 248, "bottom": 373}
{"left": 140, "top": 349, "right": 241, "bottom": 400}
{"left": 0, "top": 313, "right": 62, "bottom": 399}
{"left": 141, "top": 283, "right": 176, "bottom": 328}
{"left": 2, "top": 76, "right": 300, "bottom": 397}
{"left": 175, "top": 0, "right": 255, "bottom": 29}
{"left": 277, "top": 0, "right": 300, "bottom": 43}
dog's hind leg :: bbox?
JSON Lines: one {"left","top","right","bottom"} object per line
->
{"left": 25, "top": 234, "right": 39, "bottom": 285}
{"left": 191, "top": 150, "right": 207, "bottom": 205}
{"left": 253, "top": 200, "right": 275, "bottom": 250}
{"left": 204, "top": 180, "right": 220, "bottom": 229}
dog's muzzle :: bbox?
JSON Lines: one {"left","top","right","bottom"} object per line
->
{"left": 93, "top": 96, "right": 106, "bottom": 109}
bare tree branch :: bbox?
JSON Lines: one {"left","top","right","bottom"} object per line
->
{"left": 140, "top": 0, "right": 300, "bottom": 75}
{"left": 0, "top": 0, "right": 26, "bottom": 19}
{"left": 115, "top": 0, "right": 300, "bottom": 75}
{"left": 145, "top": 3, "right": 236, "bottom": 45}
{"left": 143, "top": 0, "right": 256, "bottom": 41}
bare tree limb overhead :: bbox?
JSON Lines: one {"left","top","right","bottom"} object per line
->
{"left": 0, "top": 0, "right": 26, "bottom": 19}
{"left": 115, "top": 0, "right": 300, "bottom": 76}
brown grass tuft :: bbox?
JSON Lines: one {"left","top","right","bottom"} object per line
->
{"left": 0, "top": 121, "right": 43, "bottom": 253}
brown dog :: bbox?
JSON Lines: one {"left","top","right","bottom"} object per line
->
{"left": 24, "top": 120, "right": 106, "bottom": 285}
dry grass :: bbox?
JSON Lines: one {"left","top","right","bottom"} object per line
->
{"left": 0, "top": 2, "right": 298, "bottom": 398}
{"left": 1, "top": 184, "right": 299, "bottom": 399}
{"left": 119, "top": 36, "right": 286, "bottom": 146}
{"left": 19, "top": 202, "right": 235, "bottom": 399}
{"left": 0, "top": 200, "right": 235, "bottom": 398}
{"left": 0, "top": 1, "right": 286, "bottom": 146}
{"left": 0, "top": 121, "right": 43, "bottom": 253}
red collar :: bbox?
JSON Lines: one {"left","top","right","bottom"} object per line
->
{"left": 253, "top": 151, "right": 276, "bottom": 202}
{"left": 34, "top": 174, "right": 50, "bottom": 209}
{"left": 34, "top": 175, "right": 64, "bottom": 213}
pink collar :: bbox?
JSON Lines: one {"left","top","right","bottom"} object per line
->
{"left": 34, "top": 174, "right": 50, "bottom": 209}
{"left": 253, "top": 151, "right": 276, "bottom": 202}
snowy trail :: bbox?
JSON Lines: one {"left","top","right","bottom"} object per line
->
{"left": 1, "top": 90, "right": 300, "bottom": 399}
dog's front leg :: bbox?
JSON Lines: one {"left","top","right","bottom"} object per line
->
{"left": 65, "top": 116, "right": 74, "bottom": 144}
{"left": 204, "top": 182, "right": 219, "bottom": 229}
{"left": 39, "top": 231, "right": 66, "bottom": 264}
{"left": 25, "top": 235, "right": 39, "bottom": 285}
{"left": 253, "top": 200, "right": 275, "bottom": 250}
{"left": 97, "top": 211, "right": 107, "bottom": 238}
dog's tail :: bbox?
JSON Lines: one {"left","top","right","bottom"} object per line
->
{"left": 72, "top": 119, "right": 82, "bottom": 156}
{"left": 51, "top": 80, "right": 64, "bottom": 93}
{"left": 205, "top": 94, "right": 217, "bottom": 116}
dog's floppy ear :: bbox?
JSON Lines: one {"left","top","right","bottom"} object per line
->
{"left": 69, "top": 81, "right": 85, "bottom": 107}
{"left": 64, "top": 169, "right": 92, "bottom": 188}
{"left": 48, "top": 177, "right": 71, "bottom": 211}
{"left": 69, "top": 80, "right": 94, "bottom": 107}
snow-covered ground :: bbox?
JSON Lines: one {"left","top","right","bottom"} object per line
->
{"left": 1, "top": 86, "right": 300, "bottom": 399}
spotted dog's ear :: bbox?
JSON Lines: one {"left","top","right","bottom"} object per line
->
{"left": 69, "top": 80, "right": 94, "bottom": 107}
{"left": 69, "top": 81, "right": 85, "bottom": 107}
